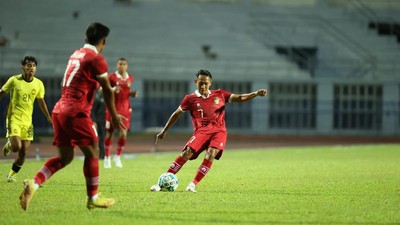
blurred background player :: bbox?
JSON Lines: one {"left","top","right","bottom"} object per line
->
{"left": 150, "top": 69, "right": 267, "bottom": 192}
{"left": 0, "top": 56, "right": 52, "bottom": 182}
{"left": 104, "top": 57, "right": 137, "bottom": 168}
{"left": 19, "top": 22, "right": 126, "bottom": 210}
{"left": 91, "top": 89, "right": 106, "bottom": 159}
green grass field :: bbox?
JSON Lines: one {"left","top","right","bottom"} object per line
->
{"left": 1, "top": 145, "right": 400, "bottom": 225}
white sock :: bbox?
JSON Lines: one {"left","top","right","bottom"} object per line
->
{"left": 33, "top": 180, "right": 40, "bottom": 190}
{"left": 90, "top": 194, "right": 99, "bottom": 201}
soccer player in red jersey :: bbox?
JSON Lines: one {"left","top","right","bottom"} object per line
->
{"left": 150, "top": 69, "right": 267, "bottom": 192}
{"left": 19, "top": 22, "right": 126, "bottom": 210}
{"left": 104, "top": 58, "right": 137, "bottom": 168}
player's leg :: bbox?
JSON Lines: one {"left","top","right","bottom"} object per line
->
{"left": 3, "top": 136, "right": 17, "bottom": 156}
{"left": 4, "top": 124, "right": 22, "bottom": 152}
{"left": 9, "top": 136, "right": 22, "bottom": 152}
{"left": 103, "top": 119, "right": 114, "bottom": 168}
{"left": 186, "top": 147, "right": 219, "bottom": 192}
{"left": 32, "top": 114, "right": 75, "bottom": 186}
{"left": 7, "top": 140, "right": 31, "bottom": 182}
{"left": 7, "top": 123, "right": 35, "bottom": 182}
{"left": 151, "top": 133, "right": 209, "bottom": 192}
{"left": 150, "top": 146, "right": 195, "bottom": 192}
{"left": 19, "top": 113, "right": 75, "bottom": 210}
{"left": 2, "top": 138, "right": 11, "bottom": 156}
{"left": 3, "top": 123, "right": 22, "bottom": 156}
{"left": 168, "top": 146, "right": 194, "bottom": 173}
{"left": 34, "top": 146, "right": 74, "bottom": 185}
{"left": 114, "top": 113, "right": 130, "bottom": 168}
{"left": 79, "top": 144, "right": 115, "bottom": 209}
{"left": 74, "top": 116, "right": 115, "bottom": 208}
{"left": 114, "top": 129, "right": 127, "bottom": 168}
{"left": 5, "top": 136, "right": 22, "bottom": 182}
{"left": 186, "top": 132, "right": 226, "bottom": 192}
{"left": 4, "top": 135, "right": 21, "bottom": 154}
{"left": 149, "top": 148, "right": 188, "bottom": 192}
{"left": 103, "top": 130, "right": 113, "bottom": 168}
{"left": 20, "top": 146, "right": 74, "bottom": 210}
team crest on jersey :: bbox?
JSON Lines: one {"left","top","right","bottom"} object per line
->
{"left": 213, "top": 97, "right": 220, "bottom": 104}
{"left": 31, "top": 89, "right": 37, "bottom": 96}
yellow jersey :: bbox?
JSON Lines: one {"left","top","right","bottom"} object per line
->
{"left": 1, "top": 74, "right": 45, "bottom": 126}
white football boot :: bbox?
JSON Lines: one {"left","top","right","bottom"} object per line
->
{"left": 6, "top": 174, "right": 16, "bottom": 182}
{"left": 150, "top": 184, "right": 161, "bottom": 192}
{"left": 114, "top": 155, "right": 123, "bottom": 168}
{"left": 104, "top": 156, "right": 111, "bottom": 169}
{"left": 186, "top": 182, "right": 197, "bottom": 193}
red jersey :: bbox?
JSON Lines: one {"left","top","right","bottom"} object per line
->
{"left": 180, "top": 89, "right": 232, "bottom": 134}
{"left": 107, "top": 71, "right": 134, "bottom": 115}
{"left": 53, "top": 44, "right": 108, "bottom": 117}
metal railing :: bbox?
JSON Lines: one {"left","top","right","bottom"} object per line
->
{"left": 249, "top": 12, "right": 377, "bottom": 78}
{"left": 0, "top": 47, "right": 309, "bottom": 79}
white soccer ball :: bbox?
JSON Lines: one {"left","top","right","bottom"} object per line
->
{"left": 158, "top": 172, "right": 179, "bottom": 192}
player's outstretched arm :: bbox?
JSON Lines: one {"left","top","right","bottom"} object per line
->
{"left": 155, "top": 107, "right": 184, "bottom": 145}
{"left": 230, "top": 89, "right": 267, "bottom": 103}
{"left": 36, "top": 98, "right": 52, "bottom": 123}
{"left": 98, "top": 76, "right": 126, "bottom": 131}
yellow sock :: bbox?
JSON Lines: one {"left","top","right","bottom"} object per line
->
{"left": 9, "top": 170, "right": 17, "bottom": 176}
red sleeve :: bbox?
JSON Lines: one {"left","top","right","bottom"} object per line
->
{"left": 220, "top": 89, "right": 232, "bottom": 103}
{"left": 108, "top": 73, "right": 117, "bottom": 87}
{"left": 92, "top": 54, "right": 108, "bottom": 78}
{"left": 179, "top": 95, "right": 190, "bottom": 111}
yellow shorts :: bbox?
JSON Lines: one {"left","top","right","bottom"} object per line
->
{"left": 6, "top": 123, "right": 34, "bottom": 141}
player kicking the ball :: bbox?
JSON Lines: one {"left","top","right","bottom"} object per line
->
{"left": 150, "top": 69, "right": 267, "bottom": 192}
{"left": 19, "top": 22, "right": 126, "bottom": 210}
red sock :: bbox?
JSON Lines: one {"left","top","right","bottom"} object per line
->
{"left": 84, "top": 157, "right": 99, "bottom": 198}
{"left": 34, "top": 157, "right": 65, "bottom": 185}
{"left": 193, "top": 159, "right": 213, "bottom": 185}
{"left": 104, "top": 138, "right": 112, "bottom": 157}
{"left": 167, "top": 156, "right": 187, "bottom": 174}
{"left": 116, "top": 138, "right": 126, "bottom": 156}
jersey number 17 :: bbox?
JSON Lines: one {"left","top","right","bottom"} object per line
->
{"left": 62, "top": 59, "right": 80, "bottom": 87}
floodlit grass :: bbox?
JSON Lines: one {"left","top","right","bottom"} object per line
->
{"left": 1, "top": 145, "right": 400, "bottom": 225}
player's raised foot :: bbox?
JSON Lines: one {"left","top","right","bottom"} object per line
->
{"left": 114, "top": 156, "right": 123, "bottom": 168}
{"left": 104, "top": 156, "right": 111, "bottom": 169}
{"left": 3, "top": 139, "right": 11, "bottom": 157}
{"left": 150, "top": 184, "right": 161, "bottom": 192}
{"left": 6, "top": 174, "right": 16, "bottom": 182}
{"left": 20, "top": 179, "right": 36, "bottom": 210}
{"left": 186, "top": 182, "right": 197, "bottom": 193}
{"left": 86, "top": 195, "right": 115, "bottom": 210}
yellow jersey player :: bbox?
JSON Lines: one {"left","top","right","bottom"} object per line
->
{"left": 0, "top": 56, "right": 52, "bottom": 182}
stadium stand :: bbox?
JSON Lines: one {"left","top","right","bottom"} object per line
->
{"left": 0, "top": 0, "right": 399, "bottom": 136}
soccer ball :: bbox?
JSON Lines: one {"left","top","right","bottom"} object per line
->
{"left": 158, "top": 172, "right": 179, "bottom": 192}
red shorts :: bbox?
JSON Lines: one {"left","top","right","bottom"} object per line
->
{"left": 52, "top": 113, "right": 98, "bottom": 147}
{"left": 105, "top": 110, "right": 131, "bottom": 132}
{"left": 183, "top": 131, "right": 227, "bottom": 160}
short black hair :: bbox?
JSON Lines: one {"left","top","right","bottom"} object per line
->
{"left": 195, "top": 69, "right": 212, "bottom": 79}
{"left": 85, "top": 22, "right": 110, "bottom": 45}
{"left": 118, "top": 57, "right": 128, "bottom": 62}
{"left": 21, "top": 56, "right": 38, "bottom": 66}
